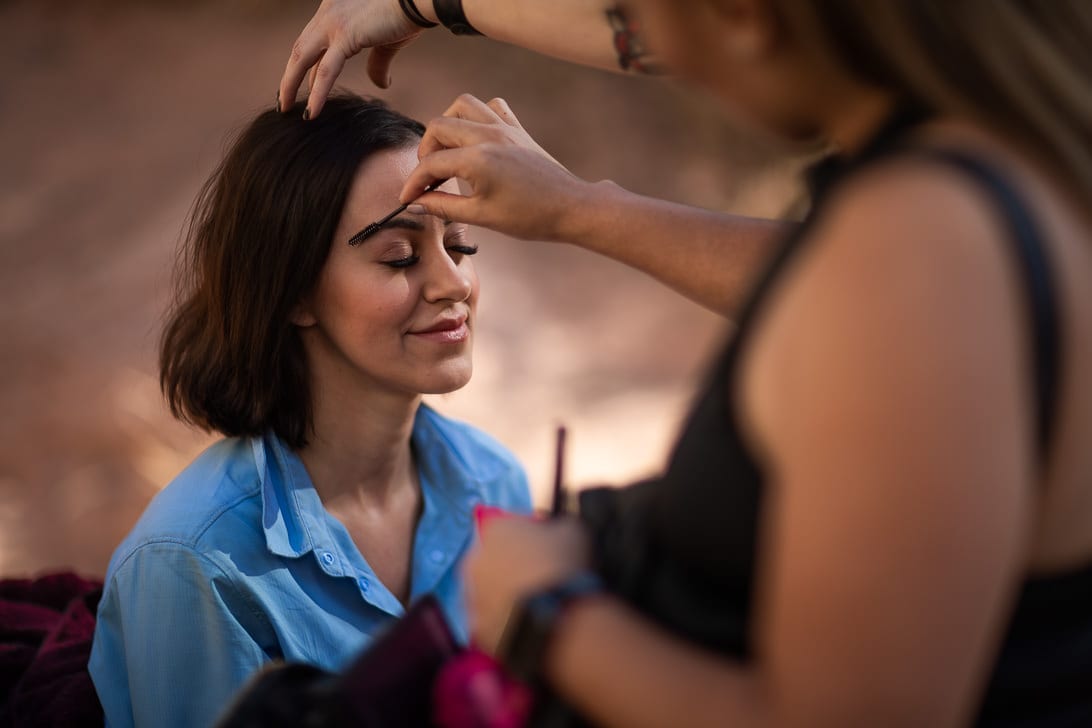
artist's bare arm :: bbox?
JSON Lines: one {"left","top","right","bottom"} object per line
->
{"left": 459, "top": 0, "right": 637, "bottom": 73}
{"left": 280, "top": 0, "right": 651, "bottom": 118}
{"left": 560, "top": 179, "right": 783, "bottom": 314}
{"left": 403, "top": 94, "right": 786, "bottom": 315}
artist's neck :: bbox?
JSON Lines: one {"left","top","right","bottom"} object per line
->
{"left": 821, "top": 88, "right": 897, "bottom": 155}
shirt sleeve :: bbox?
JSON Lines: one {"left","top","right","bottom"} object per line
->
{"left": 89, "top": 541, "right": 274, "bottom": 728}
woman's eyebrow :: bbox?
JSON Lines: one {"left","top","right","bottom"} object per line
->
{"left": 347, "top": 179, "right": 455, "bottom": 247}
{"left": 347, "top": 215, "right": 418, "bottom": 246}
{"left": 382, "top": 216, "right": 456, "bottom": 230}
{"left": 348, "top": 216, "right": 457, "bottom": 246}
{"left": 382, "top": 216, "right": 426, "bottom": 232}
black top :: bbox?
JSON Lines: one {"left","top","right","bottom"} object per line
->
{"left": 580, "top": 110, "right": 1092, "bottom": 726}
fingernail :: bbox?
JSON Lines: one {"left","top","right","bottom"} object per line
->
{"left": 302, "top": 107, "right": 311, "bottom": 121}
{"left": 406, "top": 204, "right": 428, "bottom": 215}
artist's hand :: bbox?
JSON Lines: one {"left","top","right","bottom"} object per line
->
{"left": 463, "top": 516, "right": 591, "bottom": 656}
{"left": 279, "top": 0, "right": 426, "bottom": 118}
{"left": 401, "top": 94, "right": 592, "bottom": 241}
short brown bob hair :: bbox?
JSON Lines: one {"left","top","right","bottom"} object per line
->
{"left": 160, "top": 93, "right": 425, "bottom": 449}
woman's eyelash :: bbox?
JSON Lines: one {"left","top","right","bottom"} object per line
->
{"left": 381, "top": 244, "right": 477, "bottom": 269}
{"left": 383, "top": 255, "right": 419, "bottom": 269}
{"left": 446, "top": 244, "right": 479, "bottom": 256}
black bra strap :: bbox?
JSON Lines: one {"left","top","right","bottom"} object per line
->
{"left": 912, "top": 149, "right": 1061, "bottom": 461}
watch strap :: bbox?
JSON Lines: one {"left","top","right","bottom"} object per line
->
{"left": 432, "top": 0, "right": 483, "bottom": 36}
{"left": 498, "top": 571, "right": 603, "bottom": 685}
{"left": 397, "top": 0, "right": 438, "bottom": 28}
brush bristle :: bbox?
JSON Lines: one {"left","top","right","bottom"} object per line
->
{"left": 348, "top": 223, "right": 380, "bottom": 247}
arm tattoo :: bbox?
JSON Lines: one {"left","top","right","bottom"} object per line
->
{"left": 606, "top": 5, "right": 664, "bottom": 74}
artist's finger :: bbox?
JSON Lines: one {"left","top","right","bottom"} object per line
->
{"left": 461, "top": 550, "right": 487, "bottom": 638}
{"left": 441, "top": 93, "right": 504, "bottom": 124}
{"left": 366, "top": 44, "right": 399, "bottom": 89}
{"left": 280, "top": 21, "right": 325, "bottom": 112}
{"left": 305, "top": 45, "right": 348, "bottom": 119}
{"left": 486, "top": 97, "right": 523, "bottom": 128}
{"left": 412, "top": 190, "right": 477, "bottom": 225}
{"left": 304, "top": 47, "right": 328, "bottom": 108}
{"left": 401, "top": 147, "right": 479, "bottom": 202}
{"left": 418, "top": 116, "right": 508, "bottom": 159}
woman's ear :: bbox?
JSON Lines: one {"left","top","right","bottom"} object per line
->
{"left": 290, "top": 300, "right": 317, "bottom": 327}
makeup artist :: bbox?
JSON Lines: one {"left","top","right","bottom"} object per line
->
{"left": 281, "top": 1, "right": 1092, "bottom": 726}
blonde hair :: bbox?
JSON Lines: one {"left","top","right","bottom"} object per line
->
{"left": 773, "top": 0, "right": 1092, "bottom": 205}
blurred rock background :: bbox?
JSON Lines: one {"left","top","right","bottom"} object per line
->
{"left": 0, "top": 0, "right": 804, "bottom": 577}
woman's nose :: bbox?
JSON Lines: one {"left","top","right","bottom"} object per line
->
{"left": 421, "top": 249, "right": 474, "bottom": 303}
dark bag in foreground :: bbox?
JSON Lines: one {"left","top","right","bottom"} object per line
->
{"left": 215, "top": 594, "right": 462, "bottom": 728}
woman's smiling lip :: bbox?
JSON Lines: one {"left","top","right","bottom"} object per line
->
{"left": 407, "top": 314, "right": 470, "bottom": 343}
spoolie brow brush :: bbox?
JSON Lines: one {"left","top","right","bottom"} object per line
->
{"left": 347, "top": 179, "right": 449, "bottom": 247}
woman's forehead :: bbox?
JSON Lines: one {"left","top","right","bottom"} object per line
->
{"left": 346, "top": 146, "right": 420, "bottom": 219}
{"left": 336, "top": 146, "right": 457, "bottom": 240}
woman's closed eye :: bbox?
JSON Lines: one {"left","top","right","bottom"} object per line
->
{"left": 445, "top": 242, "right": 479, "bottom": 259}
{"left": 378, "top": 240, "right": 478, "bottom": 269}
{"left": 379, "top": 241, "right": 418, "bottom": 268}
{"left": 383, "top": 254, "right": 419, "bottom": 269}
{"left": 444, "top": 227, "right": 478, "bottom": 260}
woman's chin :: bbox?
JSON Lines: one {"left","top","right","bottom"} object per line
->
{"left": 417, "top": 362, "right": 474, "bottom": 396}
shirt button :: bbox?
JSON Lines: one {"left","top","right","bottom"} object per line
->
{"left": 357, "top": 576, "right": 370, "bottom": 593}
{"left": 429, "top": 549, "right": 445, "bottom": 564}
{"left": 321, "top": 551, "right": 335, "bottom": 565}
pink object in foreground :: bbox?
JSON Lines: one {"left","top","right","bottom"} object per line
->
{"left": 433, "top": 648, "right": 534, "bottom": 728}
{"left": 472, "top": 504, "right": 516, "bottom": 533}
{"left": 473, "top": 504, "right": 543, "bottom": 535}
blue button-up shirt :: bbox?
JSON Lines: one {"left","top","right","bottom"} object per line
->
{"left": 89, "top": 405, "right": 531, "bottom": 728}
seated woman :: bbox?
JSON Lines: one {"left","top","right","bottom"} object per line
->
{"left": 88, "top": 93, "right": 531, "bottom": 728}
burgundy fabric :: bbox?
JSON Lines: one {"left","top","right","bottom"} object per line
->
{"left": 1, "top": 572, "right": 104, "bottom": 727}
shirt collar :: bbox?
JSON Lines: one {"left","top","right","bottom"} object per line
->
{"left": 256, "top": 431, "right": 328, "bottom": 559}
{"left": 256, "top": 404, "right": 492, "bottom": 562}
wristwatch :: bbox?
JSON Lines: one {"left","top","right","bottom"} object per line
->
{"left": 498, "top": 571, "right": 603, "bottom": 685}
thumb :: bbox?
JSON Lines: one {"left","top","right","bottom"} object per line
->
{"left": 367, "top": 43, "right": 405, "bottom": 88}
{"left": 412, "top": 190, "right": 478, "bottom": 225}
{"left": 401, "top": 147, "right": 474, "bottom": 202}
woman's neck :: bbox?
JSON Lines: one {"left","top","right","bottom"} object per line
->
{"left": 298, "top": 374, "right": 423, "bottom": 510}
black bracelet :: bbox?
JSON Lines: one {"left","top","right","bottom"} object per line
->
{"left": 498, "top": 571, "right": 603, "bottom": 685}
{"left": 432, "top": 0, "right": 482, "bottom": 36}
{"left": 398, "top": 0, "right": 438, "bottom": 28}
